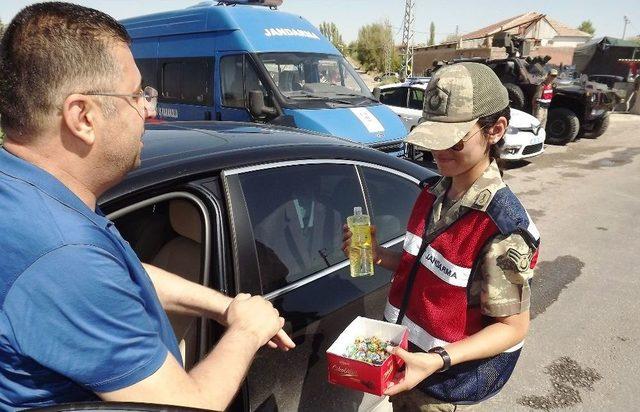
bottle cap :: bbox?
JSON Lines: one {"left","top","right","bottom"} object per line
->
{"left": 353, "top": 206, "right": 362, "bottom": 216}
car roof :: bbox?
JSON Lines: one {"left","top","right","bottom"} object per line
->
{"left": 99, "top": 121, "right": 429, "bottom": 206}
{"left": 379, "top": 81, "right": 429, "bottom": 91}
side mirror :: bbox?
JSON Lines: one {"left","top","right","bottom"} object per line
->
{"left": 372, "top": 87, "right": 381, "bottom": 101}
{"left": 248, "top": 90, "right": 277, "bottom": 119}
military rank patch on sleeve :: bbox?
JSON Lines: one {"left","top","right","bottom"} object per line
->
{"left": 498, "top": 248, "right": 533, "bottom": 273}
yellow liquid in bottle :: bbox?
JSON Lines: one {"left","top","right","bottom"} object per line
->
{"left": 347, "top": 215, "right": 374, "bottom": 277}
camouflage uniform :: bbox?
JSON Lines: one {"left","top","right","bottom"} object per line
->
{"left": 390, "top": 161, "right": 534, "bottom": 412}
{"left": 427, "top": 161, "right": 533, "bottom": 315}
{"left": 394, "top": 62, "right": 536, "bottom": 412}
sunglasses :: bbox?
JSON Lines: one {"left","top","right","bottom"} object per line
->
{"left": 448, "top": 126, "right": 486, "bottom": 152}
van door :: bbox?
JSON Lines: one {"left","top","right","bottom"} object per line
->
{"left": 218, "top": 53, "right": 276, "bottom": 122}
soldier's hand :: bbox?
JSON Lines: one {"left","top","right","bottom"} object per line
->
{"left": 342, "top": 224, "right": 382, "bottom": 264}
{"left": 341, "top": 224, "right": 353, "bottom": 259}
{"left": 383, "top": 346, "right": 442, "bottom": 396}
{"left": 225, "top": 293, "right": 287, "bottom": 349}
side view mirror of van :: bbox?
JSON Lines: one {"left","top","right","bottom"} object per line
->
{"left": 249, "top": 90, "right": 277, "bottom": 119}
{"left": 372, "top": 87, "right": 381, "bottom": 102}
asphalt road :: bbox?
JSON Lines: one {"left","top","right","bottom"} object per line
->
{"left": 474, "top": 113, "right": 640, "bottom": 411}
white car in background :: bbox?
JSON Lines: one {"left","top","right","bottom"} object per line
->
{"left": 376, "top": 78, "right": 546, "bottom": 160}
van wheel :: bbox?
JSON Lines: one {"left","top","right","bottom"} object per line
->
{"left": 504, "top": 83, "right": 525, "bottom": 110}
{"left": 546, "top": 108, "right": 580, "bottom": 145}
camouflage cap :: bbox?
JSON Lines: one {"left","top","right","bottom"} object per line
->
{"left": 406, "top": 62, "right": 509, "bottom": 150}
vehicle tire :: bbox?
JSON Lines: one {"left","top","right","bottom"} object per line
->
{"left": 590, "top": 113, "right": 610, "bottom": 138}
{"left": 546, "top": 108, "right": 580, "bottom": 145}
{"left": 504, "top": 83, "right": 525, "bottom": 110}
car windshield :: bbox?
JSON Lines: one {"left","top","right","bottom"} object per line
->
{"left": 258, "top": 52, "right": 374, "bottom": 102}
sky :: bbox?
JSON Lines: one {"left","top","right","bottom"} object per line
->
{"left": 1, "top": 0, "right": 639, "bottom": 44}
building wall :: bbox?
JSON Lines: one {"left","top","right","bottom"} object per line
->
{"left": 549, "top": 36, "right": 590, "bottom": 47}
{"left": 413, "top": 46, "right": 507, "bottom": 75}
{"left": 529, "top": 46, "right": 576, "bottom": 65}
{"left": 523, "top": 20, "right": 557, "bottom": 44}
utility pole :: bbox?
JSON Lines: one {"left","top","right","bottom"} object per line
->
{"left": 384, "top": 20, "right": 392, "bottom": 75}
{"left": 401, "top": 0, "right": 415, "bottom": 79}
{"left": 623, "top": 15, "right": 630, "bottom": 40}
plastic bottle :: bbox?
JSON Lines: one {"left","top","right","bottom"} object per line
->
{"left": 347, "top": 207, "right": 374, "bottom": 277}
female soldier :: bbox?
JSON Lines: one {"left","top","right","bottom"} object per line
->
{"left": 343, "top": 62, "right": 540, "bottom": 411}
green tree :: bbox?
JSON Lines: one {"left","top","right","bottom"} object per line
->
{"left": 319, "top": 21, "right": 346, "bottom": 54}
{"left": 429, "top": 21, "right": 436, "bottom": 46}
{"left": 578, "top": 20, "right": 595, "bottom": 35}
{"left": 355, "top": 22, "right": 400, "bottom": 72}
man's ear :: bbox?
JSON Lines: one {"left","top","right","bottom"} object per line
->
{"left": 62, "top": 94, "right": 98, "bottom": 147}
{"left": 486, "top": 116, "right": 508, "bottom": 145}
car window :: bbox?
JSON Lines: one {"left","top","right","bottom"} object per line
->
{"left": 221, "top": 54, "right": 274, "bottom": 109}
{"left": 379, "top": 87, "right": 408, "bottom": 107}
{"left": 238, "top": 163, "right": 365, "bottom": 294}
{"left": 361, "top": 167, "right": 420, "bottom": 243}
{"left": 408, "top": 88, "right": 425, "bottom": 110}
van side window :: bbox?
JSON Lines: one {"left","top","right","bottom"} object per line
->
{"left": 162, "top": 62, "right": 182, "bottom": 100}
{"left": 221, "top": 54, "right": 273, "bottom": 109}
{"left": 135, "top": 59, "right": 158, "bottom": 90}
{"left": 158, "top": 57, "right": 212, "bottom": 105}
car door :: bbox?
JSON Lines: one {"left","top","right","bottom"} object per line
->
{"left": 222, "top": 160, "right": 422, "bottom": 412}
{"left": 378, "top": 86, "right": 414, "bottom": 131}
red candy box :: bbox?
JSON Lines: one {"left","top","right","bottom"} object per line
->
{"left": 326, "top": 316, "right": 409, "bottom": 395}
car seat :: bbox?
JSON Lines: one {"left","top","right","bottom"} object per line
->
{"left": 152, "top": 199, "right": 203, "bottom": 370}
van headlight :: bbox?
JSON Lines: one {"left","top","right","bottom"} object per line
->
{"left": 507, "top": 126, "right": 519, "bottom": 134}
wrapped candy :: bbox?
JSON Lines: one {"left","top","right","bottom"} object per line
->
{"left": 343, "top": 336, "right": 394, "bottom": 365}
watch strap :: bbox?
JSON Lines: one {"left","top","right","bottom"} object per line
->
{"left": 427, "top": 346, "right": 451, "bottom": 372}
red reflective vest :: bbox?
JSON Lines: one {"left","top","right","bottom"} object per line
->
{"left": 385, "top": 183, "right": 539, "bottom": 352}
{"left": 537, "top": 83, "right": 553, "bottom": 105}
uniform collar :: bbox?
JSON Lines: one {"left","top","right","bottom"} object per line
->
{"left": 427, "top": 160, "right": 504, "bottom": 212}
{"left": 0, "top": 148, "right": 111, "bottom": 228}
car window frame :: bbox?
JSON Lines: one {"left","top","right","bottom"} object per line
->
{"left": 222, "top": 159, "right": 420, "bottom": 301}
{"left": 106, "top": 189, "right": 216, "bottom": 362}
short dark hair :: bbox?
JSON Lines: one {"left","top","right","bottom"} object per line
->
{"left": 0, "top": 2, "right": 131, "bottom": 139}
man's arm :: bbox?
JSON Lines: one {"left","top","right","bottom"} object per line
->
{"left": 143, "top": 263, "right": 231, "bottom": 324}
{"left": 143, "top": 263, "right": 294, "bottom": 351}
{"left": 99, "top": 294, "right": 283, "bottom": 411}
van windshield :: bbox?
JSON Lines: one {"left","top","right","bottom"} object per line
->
{"left": 257, "top": 52, "right": 374, "bottom": 103}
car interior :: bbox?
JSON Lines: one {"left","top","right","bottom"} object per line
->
{"left": 114, "top": 198, "right": 205, "bottom": 370}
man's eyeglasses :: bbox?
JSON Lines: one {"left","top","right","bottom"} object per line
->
{"left": 85, "top": 86, "right": 158, "bottom": 115}
{"left": 449, "top": 126, "right": 486, "bottom": 152}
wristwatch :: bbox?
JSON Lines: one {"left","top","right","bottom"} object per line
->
{"left": 427, "top": 346, "right": 451, "bottom": 372}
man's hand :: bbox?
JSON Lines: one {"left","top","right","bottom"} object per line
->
{"left": 383, "top": 346, "right": 443, "bottom": 396}
{"left": 225, "top": 293, "right": 295, "bottom": 351}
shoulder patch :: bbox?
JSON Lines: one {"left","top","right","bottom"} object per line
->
{"left": 486, "top": 187, "right": 540, "bottom": 247}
